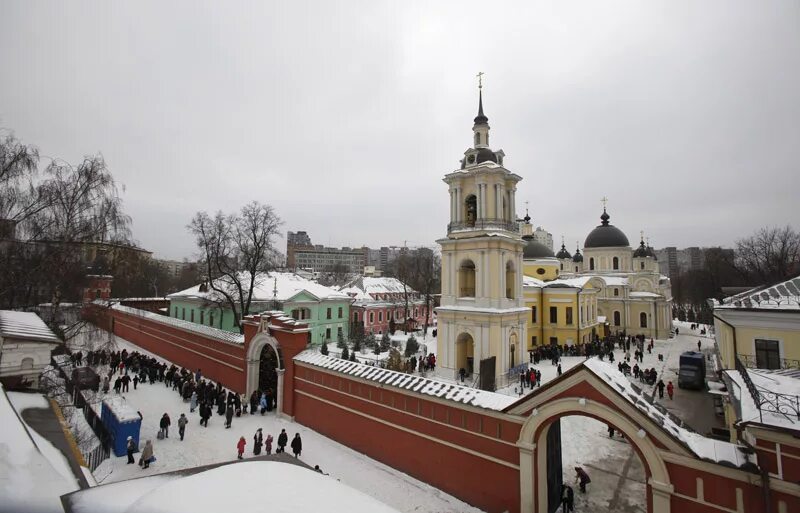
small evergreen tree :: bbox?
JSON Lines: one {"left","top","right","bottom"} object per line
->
{"left": 341, "top": 345, "right": 350, "bottom": 360}
{"left": 337, "top": 331, "right": 346, "bottom": 350}
{"left": 389, "top": 318, "right": 396, "bottom": 335}
{"left": 404, "top": 335, "right": 419, "bottom": 357}
{"left": 380, "top": 332, "right": 391, "bottom": 353}
{"left": 349, "top": 351, "right": 357, "bottom": 362}
{"left": 352, "top": 334, "right": 362, "bottom": 354}
{"left": 385, "top": 348, "right": 405, "bottom": 372}
{"left": 373, "top": 340, "right": 381, "bottom": 355}
{"left": 320, "top": 340, "right": 329, "bottom": 355}
{"left": 687, "top": 307, "right": 697, "bottom": 323}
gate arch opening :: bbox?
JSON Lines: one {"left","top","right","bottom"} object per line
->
{"left": 246, "top": 333, "right": 286, "bottom": 414}
{"left": 455, "top": 332, "right": 475, "bottom": 377}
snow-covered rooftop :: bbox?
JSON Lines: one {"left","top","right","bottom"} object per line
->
{"left": 103, "top": 396, "right": 141, "bottom": 423}
{"left": 724, "top": 368, "right": 800, "bottom": 432}
{"left": 168, "top": 271, "right": 351, "bottom": 304}
{"left": 66, "top": 461, "right": 402, "bottom": 513}
{"left": 0, "top": 310, "right": 60, "bottom": 344}
{"left": 111, "top": 304, "right": 245, "bottom": 344}
{"left": 630, "top": 291, "right": 661, "bottom": 298}
{"left": 583, "top": 358, "right": 750, "bottom": 467}
{"left": 294, "top": 350, "right": 517, "bottom": 411}
{"left": 717, "top": 275, "right": 800, "bottom": 311}
{"left": 341, "top": 276, "right": 418, "bottom": 296}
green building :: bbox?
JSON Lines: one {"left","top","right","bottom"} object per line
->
{"left": 167, "top": 272, "right": 353, "bottom": 345}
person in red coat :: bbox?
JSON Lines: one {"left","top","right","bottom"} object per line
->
{"left": 237, "top": 436, "right": 246, "bottom": 460}
{"left": 667, "top": 381, "right": 675, "bottom": 400}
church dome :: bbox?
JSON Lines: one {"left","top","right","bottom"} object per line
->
{"left": 572, "top": 248, "right": 584, "bottom": 263}
{"left": 647, "top": 245, "right": 657, "bottom": 260}
{"left": 523, "top": 237, "right": 555, "bottom": 259}
{"left": 555, "top": 243, "right": 572, "bottom": 259}
{"left": 475, "top": 147, "right": 497, "bottom": 164}
{"left": 584, "top": 209, "right": 630, "bottom": 248}
{"left": 633, "top": 240, "right": 649, "bottom": 258}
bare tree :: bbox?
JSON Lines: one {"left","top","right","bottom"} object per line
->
{"left": 317, "top": 262, "right": 352, "bottom": 287}
{"left": 188, "top": 201, "right": 282, "bottom": 332}
{"left": 735, "top": 226, "right": 800, "bottom": 284}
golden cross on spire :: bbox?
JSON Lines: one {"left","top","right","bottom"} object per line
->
{"left": 476, "top": 71, "right": 485, "bottom": 89}
{"left": 601, "top": 196, "right": 608, "bottom": 209}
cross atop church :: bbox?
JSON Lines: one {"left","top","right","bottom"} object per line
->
{"left": 476, "top": 71, "right": 485, "bottom": 89}
{"left": 524, "top": 200, "right": 529, "bottom": 214}
{"left": 640, "top": 230, "right": 645, "bottom": 240}
{"left": 601, "top": 196, "right": 608, "bottom": 209}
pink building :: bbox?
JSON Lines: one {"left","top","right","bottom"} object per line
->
{"left": 340, "top": 277, "right": 430, "bottom": 335}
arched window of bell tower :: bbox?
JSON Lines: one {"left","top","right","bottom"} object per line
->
{"left": 464, "top": 195, "right": 477, "bottom": 227}
{"left": 475, "top": 132, "right": 480, "bottom": 146}
{"left": 613, "top": 256, "right": 619, "bottom": 270}
{"left": 458, "top": 260, "right": 476, "bottom": 298}
{"left": 505, "top": 261, "right": 516, "bottom": 299}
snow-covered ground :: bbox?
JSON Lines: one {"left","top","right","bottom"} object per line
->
{"left": 89, "top": 332, "right": 482, "bottom": 513}
{"left": 0, "top": 387, "right": 81, "bottom": 513}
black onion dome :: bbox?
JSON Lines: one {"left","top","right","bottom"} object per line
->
{"left": 556, "top": 243, "right": 572, "bottom": 259}
{"left": 633, "top": 239, "right": 648, "bottom": 258}
{"left": 572, "top": 248, "right": 584, "bottom": 263}
{"left": 524, "top": 239, "right": 555, "bottom": 259}
{"left": 475, "top": 147, "right": 498, "bottom": 164}
{"left": 584, "top": 209, "right": 630, "bottom": 248}
{"left": 647, "top": 245, "right": 657, "bottom": 259}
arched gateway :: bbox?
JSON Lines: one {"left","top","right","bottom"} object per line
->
{"left": 502, "top": 358, "right": 726, "bottom": 513}
{"left": 245, "top": 332, "right": 285, "bottom": 414}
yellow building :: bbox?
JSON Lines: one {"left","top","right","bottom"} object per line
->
{"left": 713, "top": 275, "right": 800, "bottom": 371}
{"left": 435, "top": 89, "right": 529, "bottom": 382}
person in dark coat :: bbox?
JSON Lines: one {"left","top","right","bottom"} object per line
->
{"left": 217, "top": 391, "right": 226, "bottom": 416}
{"left": 133, "top": 375, "right": 139, "bottom": 390}
{"left": 225, "top": 404, "right": 234, "bottom": 429}
{"left": 277, "top": 428, "right": 288, "bottom": 454}
{"left": 249, "top": 391, "right": 259, "bottom": 415}
{"left": 177, "top": 413, "right": 188, "bottom": 441}
{"left": 199, "top": 402, "right": 210, "bottom": 427}
{"left": 656, "top": 379, "right": 666, "bottom": 399}
{"left": 265, "top": 433, "right": 273, "bottom": 455}
{"left": 159, "top": 413, "right": 171, "bottom": 438}
{"left": 126, "top": 436, "right": 136, "bottom": 464}
{"left": 574, "top": 467, "right": 591, "bottom": 493}
{"left": 290, "top": 433, "right": 302, "bottom": 458}
{"left": 253, "top": 428, "right": 263, "bottom": 455}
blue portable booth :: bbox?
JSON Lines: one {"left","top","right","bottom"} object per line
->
{"left": 101, "top": 397, "right": 142, "bottom": 456}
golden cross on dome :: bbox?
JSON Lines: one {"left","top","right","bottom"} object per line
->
{"left": 601, "top": 196, "right": 608, "bottom": 209}
{"left": 476, "top": 71, "right": 485, "bottom": 89}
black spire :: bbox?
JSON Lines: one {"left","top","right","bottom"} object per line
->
{"left": 474, "top": 89, "right": 488, "bottom": 125}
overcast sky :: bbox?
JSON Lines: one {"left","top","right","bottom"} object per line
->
{"left": 1, "top": 1, "right": 798, "bottom": 260}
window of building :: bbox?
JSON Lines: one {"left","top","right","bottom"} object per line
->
{"left": 755, "top": 339, "right": 781, "bottom": 369}
{"left": 378, "top": 311, "right": 383, "bottom": 322}
{"left": 353, "top": 312, "right": 359, "bottom": 322}
{"left": 210, "top": 312, "right": 214, "bottom": 326}
{"left": 589, "top": 258, "right": 595, "bottom": 271}
{"left": 325, "top": 328, "right": 331, "bottom": 340}
{"left": 531, "top": 335, "right": 538, "bottom": 346}
{"left": 575, "top": 266, "right": 579, "bottom": 272}
{"left": 458, "top": 260, "right": 476, "bottom": 297}
{"left": 475, "top": 132, "right": 480, "bottom": 146}
{"left": 200, "top": 311, "right": 204, "bottom": 324}
{"left": 337, "top": 326, "right": 343, "bottom": 338}
{"left": 640, "top": 312, "right": 647, "bottom": 328}
{"left": 174, "top": 306, "right": 178, "bottom": 317}
{"left": 614, "top": 288, "right": 619, "bottom": 297}
{"left": 219, "top": 312, "right": 223, "bottom": 326}
{"left": 338, "top": 307, "right": 343, "bottom": 318}
{"left": 613, "top": 311, "right": 621, "bottom": 326}
{"left": 550, "top": 306, "right": 558, "bottom": 324}
{"left": 566, "top": 307, "right": 573, "bottom": 325}
{"left": 531, "top": 306, "right": 537, "bottom": 323}
{"left": 369, "top": 312, "right": 374, "bottom": 324}
{"left": 640, "top": 261, "right": 645, "bottom": 270}
{"left": 182, "top": 308, "right": 186, "bottom": 320}
{"left": 327, "top": 308, "right": 331, "bottom": 319}
{"left": 506, "top": 261, "right": 516, "bottom": 299}
{"left": 613, "top": 256, "right": 619, "bottom": 270}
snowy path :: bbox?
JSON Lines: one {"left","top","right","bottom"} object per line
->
{"left": 90, "top": 333, "right": 482, "bottom": 513}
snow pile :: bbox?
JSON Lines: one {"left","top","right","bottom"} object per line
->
{"left": 584, "top": 358, "right": 750, "bottom": 467}
{"left": 103, "top": 396, "right": 141, "bottom": 423}
{"left": 71, "top": 461, "right": 401, "bottom": 513}
{"left": 111, "top": 303, "right": 245, "bottom": 344}
{"left": 0, "top": 310, "right": 60, "bottom": 343}
{"left": 0, "top": 385, "right": 79, "bottom": 513}
{"left": 295, "top": 350, "right": 517, "bottom": 411}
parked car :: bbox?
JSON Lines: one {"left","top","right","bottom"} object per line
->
{"left": 72, "top": 366, "right": 100, "bottom": 392}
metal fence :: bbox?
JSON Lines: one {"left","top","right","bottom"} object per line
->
{"left": 736, "top": 357, "right": 800, "bottom": 422}
{"left": 83, "top": 442, "right": 110, "bottom": 472}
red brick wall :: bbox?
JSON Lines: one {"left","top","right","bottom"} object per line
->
{"left": 293, "top": 363, "right": 521, "bottom": 513}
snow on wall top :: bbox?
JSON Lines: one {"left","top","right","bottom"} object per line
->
{"left": 111, "top": 304, "right": 245, "bottom": 344}
{"left": 717, "top": 275, "right": 800, "bottom": 311}
{"left": 168, "top": 271, "right": 351, "bottom": 304}
{"left": 724, "top": 368, "right": 800, "bottom": 431}
{"left": 102, "top": 396, "right": 141, "bottom": 423}
{"left": 294, "top": 350, "right": 517, "bottom": 411}
{"left": 0, "top": 310, "right": 60, "bottom": 343}
{"left": 584, "top": 358, "right": 750, "bottom": 467}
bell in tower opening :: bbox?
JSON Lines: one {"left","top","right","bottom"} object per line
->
{"left": 465, "top": 195, "right": 477, "bottom": 226}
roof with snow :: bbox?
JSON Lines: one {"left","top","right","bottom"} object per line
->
{"left": 168, "top": 271, "right": 351, "bottom": 304}
{"left": 294, "top": 350, "right": 518, "bottom": 411}
{"left": 724, "top": 368, "right": 800, "bottom": 432}
{"left": 523, "top": 275, "right": 596, "bottom": 290}
{"left": 102, "top": 396, "right": 141, "bottom": 423}
{"left": 0, "top": 310, "right": 60, "bottom": 344}
{"left": 63, "top": 460, "right": 402, "bottom": 513}
{"left": 716, "top": 275, "right": 800, "bottom": 311}
{"left": 111, "top": 304, "right": 245, "bottom": 344}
